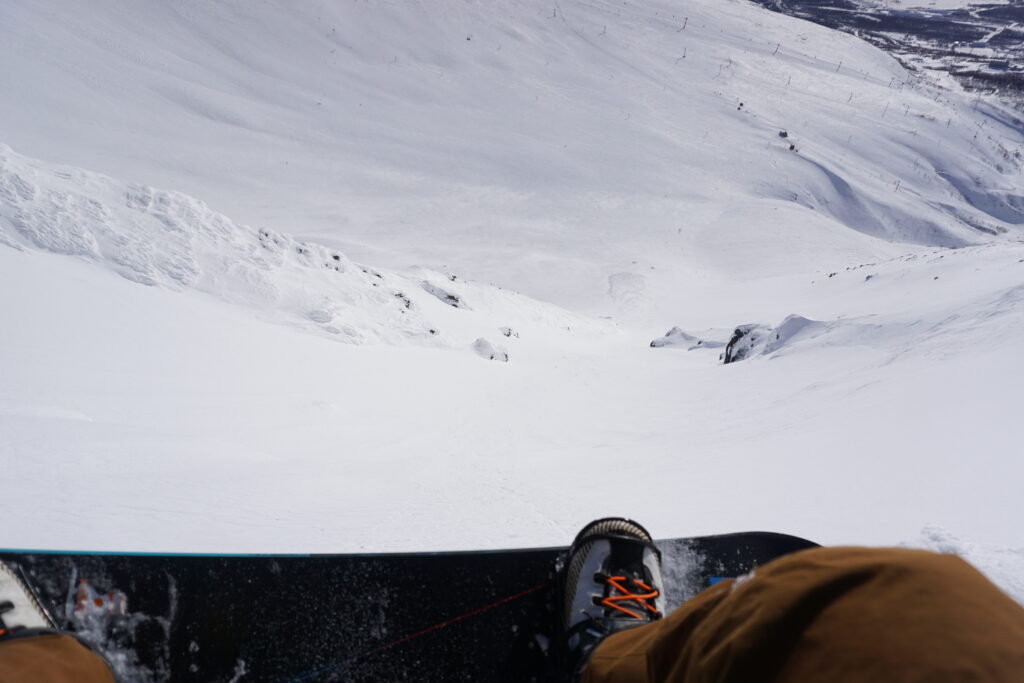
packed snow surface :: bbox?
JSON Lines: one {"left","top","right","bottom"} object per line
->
{"left": 1, "top": 0, "right": 1023, "bottom": 599}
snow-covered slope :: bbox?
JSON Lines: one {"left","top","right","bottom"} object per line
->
{"left": 3, "top": 137, "right": 1023, "bottom": 564}
{"left": 2, "top": 0, "right": 1024, "bottom": 600}
{"left": 2, "top": 0, "right": 1021, "bottom": 317}
{"left": 4, "top": 220, "right": 1024, "bottom": 556}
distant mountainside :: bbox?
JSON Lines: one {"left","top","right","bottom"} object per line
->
{"left": 751, "top": 0, "right": 1024, "bottom": 98}
{"left": 1, "top": 0, "right": 1020, "bottom": 318}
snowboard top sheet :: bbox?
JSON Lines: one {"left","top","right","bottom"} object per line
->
{"left": 1, "top": 531, "right": 817, "bottom": 682}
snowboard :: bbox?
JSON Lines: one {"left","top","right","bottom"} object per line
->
{"left": 0, "top": 531, "right": 816, "bottom": 682}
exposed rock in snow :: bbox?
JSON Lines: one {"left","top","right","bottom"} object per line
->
{"left": 472, "top": 338, "right": 508, "bottom": 362}
{"left": 652, "top": 327, "right": 701, "bottom": 348}
{"left": 650, "top": 327, "right": 727, "bottom": 350}
{"left": 722, "top": 324, "right": 773, "bottom": 364}
{"left": 723, "top": 316, "right": 828, "bottom": 363}
{"left": 421, "top": 281, "right": 468, "bottom": 309}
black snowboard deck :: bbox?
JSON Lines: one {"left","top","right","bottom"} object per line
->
{"left": 1, "top": 531, "right": 817, "bottom": 682}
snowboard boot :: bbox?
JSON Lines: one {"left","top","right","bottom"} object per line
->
{"left": 556, "top": 518, "right": 664, "bottom": 681}
{"left": 0, "top": 560, "right": 58, "bottom": 641}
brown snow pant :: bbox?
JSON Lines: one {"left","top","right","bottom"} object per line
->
{"left": 0, "top": 633, "right": 114, "bottom": 683}
{"left": 583, "top": 546, "right": 1024, "bottom": 683}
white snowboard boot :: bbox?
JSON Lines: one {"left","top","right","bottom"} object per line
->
{"left": 557, "top": 518, "right": 664, "bottom": 680}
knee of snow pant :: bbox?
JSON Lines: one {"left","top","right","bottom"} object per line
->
{"left": 0, "top": 633, "right": 116, "bottom": 683}
{"left": 582, "top": 546, "right": 1024, "bottom": 683}
{"left": 580, "top": 580, "right": 737, "bottom": 683}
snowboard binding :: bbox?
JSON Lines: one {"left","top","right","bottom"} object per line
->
{"left": 0, "top": 560, "right": 58, "bottom": 641}
{"left": 547, "top": 518, "right": 665, "bottom": 681}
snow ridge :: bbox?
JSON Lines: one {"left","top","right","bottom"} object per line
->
{"left": 0, "top": 144, "right": 602, "bottom": 350}
{"left": 0, "top": 144, "right": 434, "bottom": 344}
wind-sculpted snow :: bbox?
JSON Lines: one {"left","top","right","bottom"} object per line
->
{"left": 0, "top": 144, "right": 421, "bottom": 344}
{"left": 471, "top": 338, "right": 510, "bottom": 362}
{"left": 0, "top": 144, "right": 602, "bottom": 350}
{"left": 721, "top": 315, "right": 843, "bottom": 363}
{"left": 649, "top": 327, "right": 727, "bottom": 351}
